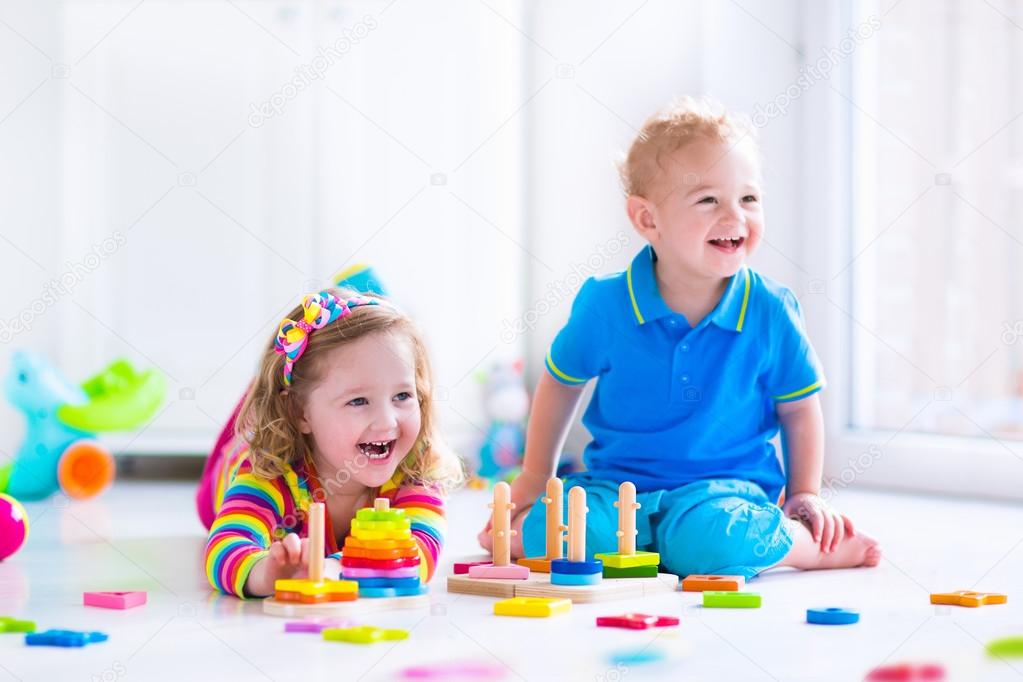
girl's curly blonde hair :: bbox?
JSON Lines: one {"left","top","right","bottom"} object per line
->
{"left": 236, "top": 288, "right": 464, "bottom": 493}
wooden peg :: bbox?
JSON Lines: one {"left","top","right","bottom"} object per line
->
{"left": 613, "top": 482, "right": 640, "bottom": 556}
{"left": 307, "top": 502, "right": 325, "bottom": 583}
{"left": 489, "top": 482, "right": 516, "bottom": 567}
{"left": 542, "top": 478, "right": 564, "bottom": 561}
{"left": 374, "top": 498, "right": 390, "bottom": 512}
{"left": 567, "top": 486, "right": 588, "bottom": 562}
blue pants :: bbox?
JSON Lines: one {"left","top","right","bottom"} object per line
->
{"left": 521, "top": 477, "right": 794, "bottom": 580}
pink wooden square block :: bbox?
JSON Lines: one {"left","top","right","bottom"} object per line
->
{"left": 83, "top": 591, "right": 147, "bottom": 610}
{"left": 467, "top": 564, "right": 530, "bottom": 580}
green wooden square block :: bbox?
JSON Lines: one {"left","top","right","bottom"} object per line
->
{"left": 703, "top": 591, "right": 761, "bottom": 608}
{"left": 0, "top": 617, "right": 36, "bottom": 634}
{"left": 593, "top": 551, "right": 660, "bottom": 569}
{"left": 603, "top": 564, "right": 659, "bottom": 579}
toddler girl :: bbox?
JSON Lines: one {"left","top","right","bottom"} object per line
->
{"left": 200, "top": 289, "right": 461, "bottom": 597}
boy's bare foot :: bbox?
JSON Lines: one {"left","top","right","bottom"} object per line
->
{"left": 776, "top": 519, "right": 882, "bottom": 570}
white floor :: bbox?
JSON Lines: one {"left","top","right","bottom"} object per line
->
{"left": 1, "top": 481, "right": 1021, "bottom": 682}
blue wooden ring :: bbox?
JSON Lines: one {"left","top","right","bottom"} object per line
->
{"left": 550, "top": 558, "right": 603, "bottom": 575}
{"left": 551, "top": 571, "right": 602, "bottom": 586}
{"left": 807, "top": 607, "right": 859, "bottom": 625}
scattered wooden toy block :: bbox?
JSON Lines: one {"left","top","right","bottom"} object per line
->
{"left": 865, "top": 663, "right": 945, "bottom": 680}
{"left": 930, "top": 590, "right": 1006, "bottom": 607}
{"left": 284, "top": 618, "right": 354, "bottom": 633}
{"left": 702, "top": 591, "right": 761, "bottom": 608}
{"left": 596, "top": 613, "right": 679, "bottom": 630}
{"left": 806, "top": 607, "right": 859, "bottom": 625}
{"left": 83, "top": 591, "right": 147, "bottom": 610}
{"left": 494, "top": 596, "right": 571, "bottom": 617}
{"left": 681, "top": 574, "right": 745, "bottom": 592}
{"left": 987, "top": 636, "right": 1023, "bottom": 658}
{"left": 25, "top": 630, "right": 108, "bottom": 647}
{"left": 0, "top": 616, "right": 36, "bottom": 634}
{"left": 323, "top": 625, "right": 409, "bottom": 644}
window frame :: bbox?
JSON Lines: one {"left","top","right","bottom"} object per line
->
{"left": 804, "top": 0, "right": 1023, "bottom": 502}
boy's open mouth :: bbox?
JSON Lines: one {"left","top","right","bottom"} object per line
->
{"left": 357, "top": 440, "right": 396, "bottom": 460}
{"left": 708, "top": 236, "right": 745, "bottom": 253}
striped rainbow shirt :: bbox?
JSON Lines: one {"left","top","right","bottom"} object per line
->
{"left": 203, "top": 442, "right": 446, "bottom": 598}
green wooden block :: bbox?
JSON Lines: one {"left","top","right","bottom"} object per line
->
{"left": 0, "top": 617, "right": 36, "bottom": 634}
{"left": 603, "top": 564, "right": 658, "bottom": 579}
{"left": 593, "top": 551, "right": 660, "bottom": 569}
{"left": 988, "top": 636, "right": 1023, "bottom": 658}
{"left": 703, "top": 591, "right": 761, "bottom": 608}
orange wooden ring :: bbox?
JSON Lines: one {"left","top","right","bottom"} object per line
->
{"left": 341, "top": 545, "right": 418, "bottom": 560}
{"left": 344, "top": 536, "right": 416, "bottom": 550}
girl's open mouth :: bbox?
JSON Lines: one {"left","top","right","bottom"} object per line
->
{"left": 357, "top": 440, "right": 396, "bottom": 461}
{"left": 708, "top": 237, "right": 745, "bottom": 253}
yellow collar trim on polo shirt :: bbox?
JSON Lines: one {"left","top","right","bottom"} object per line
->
{"left": 735, "top": 267, "right": 751, "bottom": 332}
{"left": 626, "top": 261, "right": 645, "bottom": 325}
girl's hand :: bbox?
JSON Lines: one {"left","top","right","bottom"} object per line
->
{"left": 782, "top": 492, "right": 854, "bottom": 554}
{"left": 244, "top": 533, "right": 337, "bottom": 597}
{"left": 268, "top": 532, "right": 309, "bottom": 573}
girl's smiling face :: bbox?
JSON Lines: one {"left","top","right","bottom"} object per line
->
{"left": 298, "top": 331, "right": 421, "bottom": 490}
{"left": 629, "top": 136, "right": 764, "bottom": 281}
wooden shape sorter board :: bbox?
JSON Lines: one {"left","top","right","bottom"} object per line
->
{"left": 446, "top": 572, "right": 678, "bottom": 603}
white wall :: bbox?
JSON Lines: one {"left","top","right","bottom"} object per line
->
{"left": 0, "top": 0, "right": 811, "bottom": 466}
{"left": 521, "top": 0, "right": 806, "bottom": 455}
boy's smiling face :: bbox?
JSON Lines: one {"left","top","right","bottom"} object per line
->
{"left": 627, "top": 136, "right": 764, "bottom": 282}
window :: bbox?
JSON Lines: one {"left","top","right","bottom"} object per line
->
{"left": 848, "top": 0, "right": 1023, "bottom": 444}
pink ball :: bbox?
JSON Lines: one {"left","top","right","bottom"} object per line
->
{"left": 0, "top": 493, "right": 28, "bottom": 561}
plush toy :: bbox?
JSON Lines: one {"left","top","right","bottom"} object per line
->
{"left": 476, "top": 360, "right": 529, "bottom": 480}
{"left": 2, "top": 351, "right": 165, "bottom": 501}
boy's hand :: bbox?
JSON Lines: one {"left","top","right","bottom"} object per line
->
{"left": 476, "top": 470, "right": 548, "bottom": 552}
{"left": 782, "top": 492, "right": 855, "bottom": 554}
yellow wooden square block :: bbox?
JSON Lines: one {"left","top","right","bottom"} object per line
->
{"left": 930, "top": 591, "right": 1007, "bottom": 607}
{"left": 593, "top": 551, "right": 660, "bottom": 569}
{"left": 274, "top": 579, "right": 358, "bottom": 596}
{"left": 494, "top": 597, "right": 571, "bottom": 617}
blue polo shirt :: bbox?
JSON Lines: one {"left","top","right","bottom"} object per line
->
{"left": 545, "top": 245, "right": 825, "bottom": 499}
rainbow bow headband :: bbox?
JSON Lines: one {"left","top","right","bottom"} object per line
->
{"left": 274, "top": 291, "right": 379, "bottom": 385}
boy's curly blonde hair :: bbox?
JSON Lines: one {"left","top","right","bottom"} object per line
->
{"left": 236, "top": 288, "right": 464, "bottom": 493}
{"left": 619, "top": 95, "right": 758, "bottom": 198}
